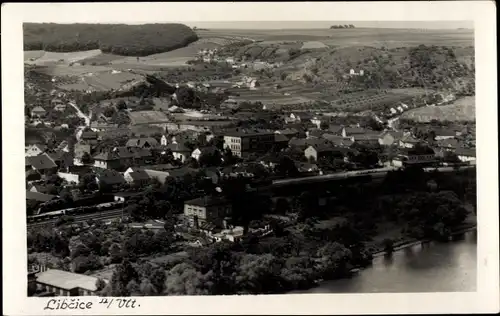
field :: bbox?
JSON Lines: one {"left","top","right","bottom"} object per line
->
{"left": 24, "top": 50, "right": 103, "bottom": 66}
{"left": 128, "top": 110, "right": 170, "bottom": 125}
{"left": 400, "top": 96, "right": 475, "bottom": 122}
{"left": 197, "top": 28, "right": 474, "bottom": 48}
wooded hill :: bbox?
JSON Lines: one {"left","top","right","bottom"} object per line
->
{"left": 24, "top": 23, "right": 198, "bottom": 57}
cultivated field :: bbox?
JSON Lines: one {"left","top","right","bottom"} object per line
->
{"left": 24, "top": 50, "right": 103, "bottom": 66}
{"left": 197, "top": 28, "right": 474, "bottom": 47}
{"left": 401, "top": 96, "right": 475, "bottom": 122}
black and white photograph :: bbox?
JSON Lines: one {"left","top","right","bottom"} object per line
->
{"left": 2, "top": 2, "right": 498, "bottom": 315}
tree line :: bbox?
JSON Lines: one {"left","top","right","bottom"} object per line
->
{"left": 23, "top": 23, "right": 199, "bottom": 57}
{"left": 330, "top": 25, "right": 355, "bottom": 29}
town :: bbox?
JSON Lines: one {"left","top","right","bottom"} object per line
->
{"left": 24, "top": 22, "right": 477, "bottom": 297}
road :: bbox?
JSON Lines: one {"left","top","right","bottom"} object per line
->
{"left": 27, "top": 208, "right": 124, "bottom": 228}
{"left": 272, "top": 165, "right": 475, "bottom": 186}
{"left": 68, "top": 101, "right": 91, "bottom": 141}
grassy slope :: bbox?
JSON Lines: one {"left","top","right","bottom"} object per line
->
{"left": 400, "top": 96, "right": 475, "bottom": 122}
{"left": 24, "top": 23, "right": 198, "bottom": 57}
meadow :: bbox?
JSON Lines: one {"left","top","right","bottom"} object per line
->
{"left": 400, "top": 96, "right": 476, "bottom": 122}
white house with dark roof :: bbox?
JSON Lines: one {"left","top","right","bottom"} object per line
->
{"left": 30, "top": 106, "right": 47, "bottom": 118}
{"left": 25, "top": 144, "right": 47, "bottom": 157}
{"left": 455, "top": 148, "right": 476, "bottom": 164}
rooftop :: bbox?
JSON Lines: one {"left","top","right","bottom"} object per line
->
{"left": 224, "top": 128, "right": 275, "bottom": 138}
{"left": 36, "top": 269, "right": 105, "bottom": 292}
{"left": 26, "top": 191, "right": 57, "bottom": 202}
{"left": 185, "top": 196, "right": 229, "bottom": 207}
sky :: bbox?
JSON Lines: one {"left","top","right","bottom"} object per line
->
{"left": 182, "top": 21, "right": 473, "bottom": 30}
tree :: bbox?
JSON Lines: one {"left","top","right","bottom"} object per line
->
{"left": 117, "top": 100, "right": 127, "bottom": 111}
{"left": 316, "top": 242, "right": 353, "bottom": 278}
{"left": 275, "top": 156, "right": 299, "bottom": 177}
{"left": 175, "top": 87, "right": 196, "bottom": 108}
{"left": 274, "top": 198, "right": 291, "bottom": 215}
{"left": 235, "top": 254, "right": 285, "bottom": 294}
{"left": 382, "top": 238, "right": 394, "bottom": 254}
{"left": 164, "top": 263, "right": 214, "bottom": 295}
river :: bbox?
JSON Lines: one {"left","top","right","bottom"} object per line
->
{"left": 296, "top": 230, "right": 477, "bottom": 293}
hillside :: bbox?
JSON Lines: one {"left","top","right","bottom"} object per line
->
{"left": 23, "top": 23, "right": 198, "bottom": 57}
{"left": 276, "top": 45, "right": 475, "bottom": 92}
{"left": 400, "top": 96, "right": 475, "bottom": 122}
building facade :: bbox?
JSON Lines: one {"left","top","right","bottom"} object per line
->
{"left": 223, "top": 129, "right": 275, "bottom": 157}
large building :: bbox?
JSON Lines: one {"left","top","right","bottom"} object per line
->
{"left": 223, "top": 129, "right": 276, "bottom": 157}
{"left": 184, "top": 196, "right": 232, "bottom": 229}
{"left": 34, "top": 269, "right": 107, "bottom": 296}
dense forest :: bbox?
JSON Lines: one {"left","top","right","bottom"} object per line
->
{"left": 23, "top": 23, "right": 198, "bottom": 56}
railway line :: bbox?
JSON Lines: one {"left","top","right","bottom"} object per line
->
{"left": 27, "top": 208, "right": 125, "bottom": 228}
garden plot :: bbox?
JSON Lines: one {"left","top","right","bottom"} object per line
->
{"left": 30, "top": 50, "right": 103, "bottom": 65}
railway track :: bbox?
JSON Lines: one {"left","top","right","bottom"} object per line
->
{"left": 27, "top": 209, "right": 125, "bottom": 228}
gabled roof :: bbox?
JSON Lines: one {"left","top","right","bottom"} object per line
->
{"left": 125, "top": 137, "right": 159, "bottom": 148}
{"left": 94, "top": 147, "right": 152, "bottom": 161}
{"left": 127, "top": 169, "right": 151, "bottom": 181}
{"left": 168, "top": 142, "right": 190, "bottom": 153}
{"left": 26, "top": 170, "right": 41, "bottom": 181}
{"left": 31, "top": 106, "right": 46, "bottom": 113}
{"left": 95, "top": 169, "right": 126, "bottom": 185}
{"left": 26, "top": 154, "right": 57, "bottom": 170}
{"left": 328, "top": 124, "right": 344, "bottom": 134}
{"left": 35, "top": 269, "right": 104, "bottom": 292}
{"left": 400, "top": 134, "right": 420, "bottom": 143}
{"left": 26, "top": 191, "right": 57, "bottom": 202}
{"left": 344, "top": 127, "right": 369, "bottom": 135}
{"left": 274, "top": 133, "right": 289, "bottom": 142}
{"left": 307, "top": 143, "right": 335, "bottom": 153}
{"left": 434, "top": 128, "right": 457, "bottom": 137}
{"left": 455, "top": 147, "right": 476, "bottom": 157}
{"left": 185, "top": 196, "right": 229, "bottom": 207}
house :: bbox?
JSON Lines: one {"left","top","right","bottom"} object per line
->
{"left": 191, "top": 146, "right": 219, "bottom": 161}
{"left": 305, "top": 144, "right": 348, "bottom": 162}
{"left": 123, "top": 167, "right": 151, "bottom": 185}
{"left": 274, "top": 133, "right": 290, "bottom": 150}
{"left": 26, "top": 154, "right": 58, "bottom": 174}
{"left": 286, "top": 112, "right": 314, "bottom": 124}
{"left": 434, "top": 129, "right": 457, "bottom": 140}
{"left": 45, "top": 150, "right": 74, "bottom": 170}
{"left": 30, "top": 106, "right": 46, "bottom": 118}
{"left": 258, "top": 154, "right": 281, "bottom": 169}
{"left": 26, "top": 191, "right": 57, "bottom": 203}
{"left": 310, "top": 116, "right": 325, "bottom": 129}
{"left": 34, "top": 269, "right": 107, "bottom": 296}
{"left": 93, "top": 147, "right": 152, "bottom": 170}
{"left": 55, "top": 140, "right": 70, "bottom": 153}
{"left": 294, "top": 162, "right": 319, "bottom": 174}
{"left": 322, "top": 134, "right": 354, "bottom": 147}
{"left": 26, "top": 170, "right": 42, "bottom": 183}
{"left": 94, "top": 169, "right": 126, "bottom": 190}
{"left": 79, "top": 130, "right": 99, "bottom": 145}
{"left": 399, "top": 134, "right": 421, "bottom": 148}
{"left": 275, "top": 128, "right": 301, "bottom": 139}
{"left": 184, "top": 196, "right": 232, "bottom": 229}
{"left": 455, "top": 148, "right": 476, "bottom": 164}
{"left": 73, "top": 144, "right": 93, "bottom": 166}
{"left": 223, "top": 129, "right": 276, "bottom": 158}
{"left": 125, "top": 137, "right": 159, "bottom": 149}
{"left": 328, "top": 124, "right": 344, "bottom": 135}
{"left": 392, "top": 147, "right": 437, "bottom": 167}
{"left": 160, "top": 135, "right": 168, "bottom": 146}
{"left": 57, "top": 172, "right": 80, "bottom": 185}
{"left": 25, "top": 144, "right": 47, "bottom": 157}
{"left": 436, "top": 138, "right": 460, "bottom": 150}
{"left": 342, "top": 126, "right": 369, "bottom": 138}
{"left": 53, "top": 101, "right": 67, "bottom": 112}
{"left": 168, "top": 141, "right": 191, "bottom": 163}
{"left": 212, "top": 226, "right": 245, "bottom": 243}
{"left": 378, "top": 131, "right": 405, "bottom": 146}
{"left": 29, "top": 184, "right": 51, "bottom": 194}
